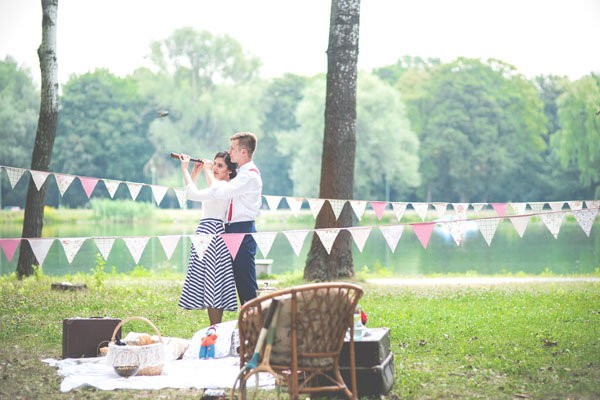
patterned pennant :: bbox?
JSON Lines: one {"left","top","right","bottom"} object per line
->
{"left": 348, "top": 227, "right": 371, "bottom": 252}
{"left": 491, "top": 203, "right": 508, "bottom": 218}
{"left": 94, "top": 237, "right": 116, "bottom": 260}
{"left": 477, "top": 218, "right": 501, "bottom": 246}
{"left": 315, "top": 228, "right": 341, "bottom": 254}
{"left": 174, "top": 188, "right": 187, "bottom": 209}
{"left": 411, "top": 203, "right": 429, "bottom": 221}
{"left": 285, "top": 197, "right": 304, "bottom": 216}
{"left": 189, "top": 233, "right": 214, "bottom": 261}
{"left": 252, "top": 231, "right": 278, "bottom": 258}
{"left": 585, "top": 200, "right": 600, "bottom": 210}
{"left": 283, "top": 230, "right": 309, "bottom": 256}
{"left": 548, "top": 201, "right": 564, "bottom": 212}
{"left": 510, "top": 202, "right": 527, "bottom": 216}
{"left": 0, "top": 239, "right": 20, "bottom": 262}
{"left": 572, "top": 208, "right": 598, "bottom": 237}
{"left": 509, "top": 215, "right": 530, "bottom": 238}
{"left": 307, "top": 198, "right": 325, "bottom": 218}
{"left": 391, "top": 202, "right": 408, "bottom": 222}
{"left": 452, "top": 203, "right": 469, "bottom": 220}
{"left": 4, "top": 167, "right": 26, "bottom": 189}
{"left": 433, "top": 202, "right": 448, "bottom": 219}
{"left": 540, "top": 211, "right": 566, "bottom": 239}
{"left": 446, "top": 221, "right": 466, "bottom": 246}
{"left": 263, "top": 195, "right": 282, "bottom": 211}
{"left": 566, "top": 201, "right": 583, "bottom": 211}
{"left": 379, "top": 225, "right": 404, "bottom": 252}
{"left": 60, "top": 238, "right": 86, "bottom": 264}
{"left": 126, "top": 182, "right": 144, "bottom": 200}
{"left": 221, "top": 233, "right": 245, "bottom": 260}
{"left": 158, "top": 235, "right": 180, "bottom": 260}
{"left": 150, "top": 185, "right": 169, "bottom": 206}
{"left": 27, "top": 238, "right": 54, "bottom": 265}
{"left": 55, "top": 174, "right": 75, "bottom": 196}
{"left": 471, "top": 203, "right": 486, "bottom": 213}
{"left": 349, "top": 200, "right": 367, "bottom": 221}
{"left": 30, "top": 170, "right": 50, "bottom": 190}
{"left": 412, "top": 222, "right": 435, "bottom": 249}
{"left": 529, "top": 202, "right": 545, "bottom": 213}
{"left": 79, "top": 177, "right": 99, "bottom": 198}
{"left": 328, "top": 199, "right": 346, "bottom": 220}
{"left": 122, "top": 237, "right": 150, "bottom": 264}
{"left": 370, "top": 201, "right": 387, "bottom": 220}
{"left": 103, "top": 179, "right": 120, "bottom": 198}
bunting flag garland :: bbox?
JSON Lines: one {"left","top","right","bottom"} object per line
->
{"left": 491, "top": 203, "right": 508, "bottom": 218}
{"left": 586, "top": 200, "right": 600, "bottom": 210}
{"left": 126, "top": 182, "right": 143, "bottom": 200}
{"left": 540, "top": 211, "right": 566, "bottom": 239}
{"left": 55, "top": 174, "right": 75, "bottom": 196}
{"left": 189, "top": 234, "right": 213, "bottom": 261}
{"left": 509, "top": 215, "right": 530, "bottom": 238}
{"left": 328, "top": 199, "right": 346, "bottom": 220}
{"left": 412, "top": 203, "right": 429, "bottom": 221}
{"left": 0, "top": 239, "right": 21, "bottom": 262}
{"left": 264, "top": 195, "right": 282, "bottom": 211}
{"left": 412, "top": 222, "right": 435, "bottom": 249}
{"left": 283, "top": 230, "right": 309, "bottom": 256}
{"left": 572, "top": 208, "right": 598, "bottom": 237}
{"left": 103, "top": 179, "right": 120, "bottom": 198}
{"left": 349, "top": 200, "right": 367, "bottom": 221}
{"left": 567, "top": 201, "right": 583, "bottom": 211}
{"left": 252, "top": 231, "right": 278, "bottom": 258}
{"left": 221, "top": 233, "right": 245, "bottom": 260}
{"left": 158, "top": 235, "right": 180, "bottom": 260}
{"left": 94, "top": 237, "right": 116, "bottom": 260}
{"left": 370, "top": 201, "right": 387, "bottom": 220}
{"left": 27, "top": 238, "right": 54, "bottom": 265}
{"left": 173, "top": 188, "right": 187, "bottom": 209}
{"left": 446, "top": 221, "right": 466, "bottom": 246}
{"left": 548, "top": 201, "right": 564, "bottom": 212}
{"left": 348, "top": 227, "right": 371, "bottom": 252}
{"left": 433, "top": 202, "right": 448, "bottom": 219}
{"left": 315, "top": 228, "right": 341, "bottom": 254}
{"left": 4, "top": 166, "right": 26, "bottom": 189}
{"left": 510, "top": 202, "right": 527, "bottom": 216}
{"left": 60, "top": 238, "right": 87, "bottom": 263}
{"left": 379, "top": 225, "right": 404, "bottom": 252}
{"left": 150, "top": 185, "right": 169, "bottom": 206}
{"left": 122, "top": 237, "right": 150, "bottom": 264}
{"left": 285, "top": 197, "right": 304, "bottom": 216}
{"left": 30, "top": 170, "right": 50, "bottom": 190}
{"left": 529, "top": 202, "right": 544, "bottom": 212}
{"left": 452, "top": 203, "right": 469, "bottom": 219}
{"left": 79, "top": 177, "right": 99, "bottom": 198}
{"left": 471, "top": 203, "right": 486, "bottom": 213}
{"left": 477, "top": 218, "right": 501, "bottom": 246}
{"left": 391, "top": 202, "right": 407, "bottom": 222}
{"left": 307, "top": 198, "right": 325, "bottom": 218}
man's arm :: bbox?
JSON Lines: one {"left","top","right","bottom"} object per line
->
{"left": 207, "top": 171, "right": 256, "bottom": 199}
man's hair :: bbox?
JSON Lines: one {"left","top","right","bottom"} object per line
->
{"left": 230, "top": 132, "right": 257, "bottom": 156}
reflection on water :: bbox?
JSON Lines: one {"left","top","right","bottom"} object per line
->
{"left": 1, "top": 217, "right": 598, "bottom": 276}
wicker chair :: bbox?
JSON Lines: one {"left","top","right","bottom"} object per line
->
{"left": 237, "top": 282, "right": 364, "bottom": 399}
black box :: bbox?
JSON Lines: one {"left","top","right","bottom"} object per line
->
{"left": 62, "top": 317, "right": 121, "bottom": 358}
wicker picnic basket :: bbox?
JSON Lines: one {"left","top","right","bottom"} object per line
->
{"left": 106, "top": 316, "right": 165, "bottom": 376}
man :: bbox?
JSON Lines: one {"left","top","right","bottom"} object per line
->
{"left": 207, "top": 132, "right": 262, "bottom": 304}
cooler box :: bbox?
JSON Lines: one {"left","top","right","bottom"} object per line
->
{"left": 62, "top": 317, "right": 122, "bottom": 358}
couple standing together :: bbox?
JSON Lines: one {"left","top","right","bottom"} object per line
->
{"left": 177, "top": 132, "right": 262, "bottom": 325}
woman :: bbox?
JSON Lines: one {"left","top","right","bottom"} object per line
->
{"left": 178, "top": 152, "right": 238, "bottom": 325}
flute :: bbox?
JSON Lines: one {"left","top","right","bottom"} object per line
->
{"left": 170, "top": 152, "right": 204, "bottom": 163}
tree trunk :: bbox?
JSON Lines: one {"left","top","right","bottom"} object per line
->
{"left": 16, "top": 0, "right": 59, "bottom": 278}
{"left": 304, "top": 0, "right": 360, "bottom": 281}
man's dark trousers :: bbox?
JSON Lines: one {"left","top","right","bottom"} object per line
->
{"left": 225, "top": 221, "right": 258, "bottom": 305}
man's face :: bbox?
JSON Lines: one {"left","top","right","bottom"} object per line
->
{"left": 228, "top": 139, "right": 242, "bottom": 163}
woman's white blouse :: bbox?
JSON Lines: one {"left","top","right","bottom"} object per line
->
{"left": 185, "top": 182, "right": 228, "bottom": 220}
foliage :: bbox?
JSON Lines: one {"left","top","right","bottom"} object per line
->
{"left": 90, "top": 198, "right": 156, "bottom": 222}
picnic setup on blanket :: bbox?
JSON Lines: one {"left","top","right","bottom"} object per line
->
{"left": 44, "top": 283, "right": 394, "bottom": 398}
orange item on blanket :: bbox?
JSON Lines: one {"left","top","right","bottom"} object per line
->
{"left": 201, "top": 334, "right": 218, "bottom": 347}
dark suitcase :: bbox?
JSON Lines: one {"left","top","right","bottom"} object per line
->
{"left": 62, "top": 317, "right": 122, "bottom": 358}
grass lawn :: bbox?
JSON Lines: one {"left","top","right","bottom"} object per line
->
{"left": 0, "top": 272, "right": 598, "bottom": 399}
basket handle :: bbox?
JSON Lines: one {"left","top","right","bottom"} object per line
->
{"left": 111, "top": 316, "right": 163, "bottom": 343}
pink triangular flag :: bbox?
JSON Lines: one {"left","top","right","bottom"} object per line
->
{"left": 349, "top": 200, "right": 367, "bottom": 221}
{"left": 452, "top": 203, "right": 469, "bottom": 220}
{"left": 94, "top": 237, "right": 116, "bottom": 260}
{"left": 433, "top": 202, "right": 448, "bottom": 219}
{"left": 263, "top": 195, "right": 282, "bottom": 211}
{"left": 540, "top": 211, "right": 566, "bottom": 239}
{"left": 150, "top": 185, "right": 169, "bottom": 206}
{"left": 328, "top": 199, "right": 346, "bottom": 220}
{"left": 307, "top": 198, "right": 325, "bottom": 218}
{"left": 412, "top": 222, "right": 435, "bottom": 249}
{"left": 103, "top": 179, "right": 120, "bottom": 198}
{"left": 548, "top": 201, "right": 564, "bottom": 212}
{"left": 126, "top": 182, "right": 144, "bottom": 200}
{"left": 411, "top": 203, "right": 429, "bottom": 221}
{"left": 30, "top": 170, "right": 49, "bottom": 190}
{"left": 4, "top": 167, "right": 26, "bottom": 189}
{"left": 283, "top": 230, "right": 309, "bottom": 256}
{"left": 348, "top": 227, "right": 371, "bottom": 252}
{"left": 572, "top": 208, "right": 598, "bottom": 237}
{"left": 221, "top": 233, "right": 245, "bottom": 260}
{"left": 370, "top": 201, "right": 387, "bottom": 220}
{"left": 60, "top": 237, "right": 86, "bottom": 264}
{"left": 315, "top": 228, "right": 340, "bottom": 254}
{"left": 55, "top": 173, "right": 75, "bottom": 196}
{"left": 79, "top": 177, "right": 99, "bottom": 198}
{"left": 379, "top": 225, "right": 404, "bottom": 252}
{"left": 27, "top": 238, "right": 54, "bottom": 265}
{"left": 189, "top": 233, "right": 214, "bottom": 261}
{"left": 509, "top": 215, "right": 530, "bottom": 238}
{"left": 510, "top": 202, "right": 527, "bottom": 216}
{"left": 158, "top": 235, "right": 180, "bottom": 260}
{"left": 252, "top": 232, "right": 278, "bottom": 258}
{"left": 174, "top": 188, "right": 187, "bottom": 208}
{"left": 285, "top": 197, "right": 304, "bottom": 216}
{"left": 491, "top": 203, "right": 508, "bottom": 218}
{"left": 567, "top": 201, "right": 583, "bottom": 211}
{"left": 477, "top": 218, "right": 501, "bottom": 246}
{"left": 122, "top": 237, "right": 150, "bottom": 264}
{"left": 391, "top": 202, "right": 407, "bottom": 222}
{"left": 0, "top": 239, "right": 20, "bottom": 262}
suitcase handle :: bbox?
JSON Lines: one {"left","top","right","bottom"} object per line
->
{"left": 110, "top": 316, "right": 163, "bottom": 343}
{"left": 370, "top": 351, "right": 394, "bottom": 373}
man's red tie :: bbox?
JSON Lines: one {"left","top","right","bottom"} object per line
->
{"left": 227, "top": 199, "right": 233, "bottom": 223}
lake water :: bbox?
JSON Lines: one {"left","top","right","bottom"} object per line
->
{"left": 0, "top": 214, "right": 598, "bottom": 276}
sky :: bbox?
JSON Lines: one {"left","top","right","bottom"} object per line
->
{"left": 1, "top": 0, "right": 599, "bottom": 85}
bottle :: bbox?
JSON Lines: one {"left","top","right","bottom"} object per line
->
{"left": 353, "top": 305, "right": 365, "bottom": 340}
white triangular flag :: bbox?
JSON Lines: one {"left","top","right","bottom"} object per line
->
{"left": 391, "top": 202, "right": 408, "bottom": 222}
{"left": 263, "top": 195, "right": 282, "bottom": 211}
{"left": 315, "top": 228, "right": 340, "bottom": 254}
{"left": 285, "top": 197, "right": 304, "bottom": 216}
{"left": 510, "top": 202, "right": 527, "bottom": 216}
{"left": 452, "top": 203, "right": 469, "bottom": 220}
{"left": 27, "top": 238, "right": 54, "bottom": 265}
{"left": 572, "top": 208, "right": 598, "bottom": 237}
{"left": 585, "top": 200, "right": 600, "bottom": 210}
{"left": 433, "top": 203, "right": 448, "bottom": 219}
{"left": 174, "top": 188, "right": 187, "bottom": 208}
{"left": 307, "top": 198, "right": 325, "bottom": 218}
{"left": 283, "top": 230, "right": 309, "bottom": 256}
{"left": 567, "top": 201, "right": 583, "bottom": 211}
{"left": 189, "top": 233, "right": 214, "bottom": 261}
{"left": 348, "top": 227, "right": 371, "bottom": 252}
{"left": 328, "top": 199, "right": 346, "bottom": 220}
{"left": 252, "top": 232, "right": 278, "bottom": 258}
{"left": 471, "top": 203, "right": 486, "bottom": 213}
{"left": 4, "top": 167, "right": 26, "bottom": 189}
{"left": 477, "top": 218, "right": 500, "bottom": 246}
{"left": 158, "top": 235, "right": 180, "bottom": 260}
{"left": 411, "top": 202, "right": 429, "bottom": 221}
{"left": 55, "top": 173, "right": 75, "bottom": 196}
{"left": 30, "top": 170, "right": 50, "bottom": 190}
{"left": 123, "top": 237, "right": 150, "bottom": 264}
{"left": 349, "top": 200, "right": 367, "bottom": 221}
{"left": 509, "top": 215, "right": 530, "bottom": 238}
{"left": 446, "top": 221, "right": 466, "bottom": 246}
{"left": 548, "top": 201, "right": 564, "bottom": 212}
{"left": 529, "top": 202, "right": 545, "bottom": 213}
{"left": 540, "top": 211, "right": 566, "bottom": 239}
{"left": 151, "top": 185, "right": 169, "bottom": 206}
{"left": 94, "top": 237, "right": 116, "bottom": 260}
{"left": 60, "top": 238, "right": 86, "bottom": 264}
{"left": 379, "top": 225, "right": 404, "bottom": 252}
{"left": 103, "top": 179, "right": 120, "bottom": 198}
{"left": 126, "top": 182, "right": 143, "bottom": 200}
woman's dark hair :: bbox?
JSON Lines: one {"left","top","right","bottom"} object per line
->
{"left": 214, "top": 151, "right": 237, "bottom": 179}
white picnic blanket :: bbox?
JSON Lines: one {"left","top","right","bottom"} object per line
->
{"left": 43, "top": 356, "right": 275, "bottom": 392}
